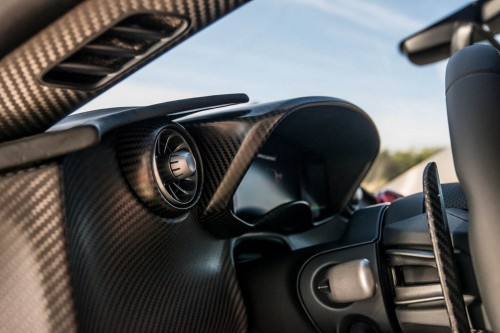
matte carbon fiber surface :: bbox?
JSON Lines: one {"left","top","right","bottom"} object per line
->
{"left": 0, "top": 0, "right": 249, "bottom": 142}
{"left": 63, "top": 132, "right": 247, "bottom": 332}
{"left": 0, "top": 165, "right": 76, "bottom": 333}
{"left": 423, "top": 162, "right": 469, "bottom": 333}
{"left": 118, "top": 118, "right": 203, "bottom": 218}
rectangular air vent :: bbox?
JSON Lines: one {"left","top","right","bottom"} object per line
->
{"left": 386, "top": 249, "right": 443, "bottom": 305}
{"left": 41, "top": 13, "right": 189, "bottom": 90}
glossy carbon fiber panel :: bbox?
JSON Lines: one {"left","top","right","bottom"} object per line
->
{"left": 0, "top": 0, "right": 248, "bottom": 142}
{"left": 187, "top": 113, "right": 282, "bottom": 237}
{"left": 423, "top": 162, "right": 469, "bottom": 333}
{"left": 185, "top": 98, "right": 379, "bottom": 238}
{"left": 63, "top": 132, "right": 247, "bottom": 332}
{"left": 0, "top": 165, "right": 76, "bottom": 333}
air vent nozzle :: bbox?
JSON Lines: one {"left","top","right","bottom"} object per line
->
{"left": 169, "top": 151, "right": 197, "bottom": 180}
{"left": 42, "top": 13, "right": 189, "bottom": 90}
{"left": 118, "top": 121, "right": 202, "bottom": 218}
{"left": 153, "top": 128, "right": 200, "bottom": 207}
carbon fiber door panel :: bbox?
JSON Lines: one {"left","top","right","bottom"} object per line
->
{"left": 0, "top": 165, "right": 76, "bottom": 333}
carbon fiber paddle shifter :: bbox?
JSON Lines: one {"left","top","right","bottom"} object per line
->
{"left": 423, "top": 162, "right": 469, "bottom": 333}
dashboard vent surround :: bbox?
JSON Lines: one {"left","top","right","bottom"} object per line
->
{"left": 153, "top": 128, "right": 201, "bottom": 208}
{"left": 118, "top": 121, "right": 203, "bottom": 218}
{"left": 41, "top": 13, "right": 189, "bottom": 90}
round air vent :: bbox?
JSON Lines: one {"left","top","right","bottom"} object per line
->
{"left": 118, "top": 121, "right": 203, "bottom": 218}
{"left": 153, "top": 128, "right": 200, "bottom": 208}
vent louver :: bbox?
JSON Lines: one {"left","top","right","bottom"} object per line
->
{"left": 153, "top": 128, "right": 201, "bottom": 208}
{"left": 42, "top": 13, "right": 189, "bottom": 90}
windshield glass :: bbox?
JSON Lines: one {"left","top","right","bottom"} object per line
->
{"left": 79, "top": 0, "right": 470, "bottom": 194}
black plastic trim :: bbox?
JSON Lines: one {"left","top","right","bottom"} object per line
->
{"left": 0, "top": 126, "right": 99, "bottom": 173}
{"left": 235, "top": 205, "right": 388, "bottom": 333}
{"left": 51, "top": 93, "right": 250, "bottom": 133}
{"left": 0, "top": 94, "right": 248, "bottom": 172}
{"left": 0, "top": 94, "right": 249, "bottom": 171}
{"left": 298, "top": 244, "right": 393, "bottom": 333}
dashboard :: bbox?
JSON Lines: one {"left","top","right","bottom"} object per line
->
{"left": 0, "top": 0, "right": 495, "bottom": 329}
{"left": 1, "top": 93, "right": 487, "bottom": 333}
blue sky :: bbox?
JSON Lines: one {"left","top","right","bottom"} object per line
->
{"left": 79, "top": 0, "right": 469, "bottom": 150}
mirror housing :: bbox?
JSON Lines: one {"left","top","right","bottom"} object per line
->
{"left": 400, "top": 0, "right": 500, "bottom": 65}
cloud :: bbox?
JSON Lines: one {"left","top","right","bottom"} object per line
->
{"left": 284, "top": 0, "right": 425, "bottom": 35}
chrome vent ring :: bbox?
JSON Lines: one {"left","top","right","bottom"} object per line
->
{"left": 153, "top": 128, "right": 201, "bottom": 208}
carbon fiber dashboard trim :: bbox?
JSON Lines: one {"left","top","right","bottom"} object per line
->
{"left": 0, "top": 0, "right": 249, "bottom": 142}
{"left": 63, "top": 132, "right": 247, "bottom": 332}
{"left": 0, "top": 164, "right": 76, "bottom": 333}
{"left": 188, "top": 114, "right": 281, "bottom": 237}
{"left": 184, "top": 97, "right": 380, "bottom": 238}
{"left": 118, "top": 118, "right": 204, "bottom": 217}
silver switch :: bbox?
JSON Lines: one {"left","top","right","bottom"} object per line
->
{"left": 324, "top": 258, "right": 376, "bottom": 303}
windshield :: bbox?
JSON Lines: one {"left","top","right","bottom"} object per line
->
{"left": 79, "top": 0, "right": 470, "bottom": 194}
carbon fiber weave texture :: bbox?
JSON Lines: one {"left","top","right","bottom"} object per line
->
{"left": 185, "top": 100, "right": 380, "bottom": 238}
{"left": 63, "top": 132, "right": 247, "bottom": 332}
{"left": 423, "top": 162, "right": 469, "bottom": 333}
{"left": 0, "top": 164, "right": 76, "bottom": 333}
{"left": 0, "top": 0, "right": 249, "bottom": 142}
{"left": 186, "top": 112, "right": 282, "bottom": 238}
